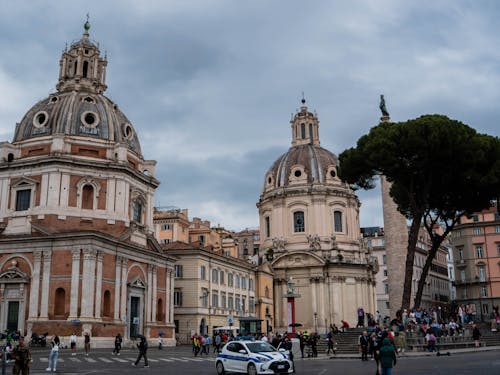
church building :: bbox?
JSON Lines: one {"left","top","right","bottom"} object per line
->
{"left": 0, "top": 22, "right": 176, "bottom": 345}
{"left": 257, "top": 99, "right": 378, "bottom": 333}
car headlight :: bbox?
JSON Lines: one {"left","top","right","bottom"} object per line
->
{"left": 258, "top": 356, "right": 271, "bottom": 362}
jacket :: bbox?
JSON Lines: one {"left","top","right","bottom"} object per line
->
{"left": 379, "top": 338, "right": 396, "bottom": 368}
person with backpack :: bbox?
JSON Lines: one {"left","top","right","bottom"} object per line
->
{"left": 112, "top": 333, "right": 122, "bottom": 355}
{"left": 132, "top": 335, "right": 149, "bottom": 368}
{"left": 379, "top": 338, "right": 397, "bottom": 375}
{"left": 46, "top": 335, "right": 60, "bottom": 372}
{"left": 12, "top": 337, "right": 31, "bottom": 375}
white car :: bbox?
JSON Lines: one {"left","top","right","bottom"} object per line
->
{"left": 215, "top": 340, "right": 293, "bottom": 375}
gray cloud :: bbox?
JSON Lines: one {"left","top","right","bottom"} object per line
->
{"left": 1, "top": 0, "right": 499, "bottom": 231}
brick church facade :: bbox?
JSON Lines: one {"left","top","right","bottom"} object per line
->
{"left": 0, "top": 22, "right": 176, "bottom": 345}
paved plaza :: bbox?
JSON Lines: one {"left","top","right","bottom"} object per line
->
{"left": 12, "top": 345, "right": 500, "bottom": 374}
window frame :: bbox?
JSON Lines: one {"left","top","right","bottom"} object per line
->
{"left": 293, "top": 211, "right": 305, "bottom": 233}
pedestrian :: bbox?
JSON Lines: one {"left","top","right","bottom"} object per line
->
{"left": 357, "top": 307, "right": 365, "bottom": 327}
{"left": 395, "top": 331, "right": 406, "bottom": 356}
{"left": 12, "top": 337, "right": 31, "bottom": 375}
{"left": 326, "top": 332, "right": 335, "bottom": 355}
{"left": 379, "top": 338, "right": 397, "bottom": 375}
{"left": 113, "top": 333, "right": 122, "bottom": 355}
{"left": 281, "top": 337, "right": 295, "bottom": 373}
{"left": 472, "top": 324, "right": 481, "bottom": 347}
{"left": 203, "top": 334, "right": 211, "bottom": 355}
{"left": 132, "top": 335, "right": 149, "bottom": 368}
{"left": 46, "top": 335, "right": 60, "bottom": 372}
{"left": 69, "top": 332, "right": 77, "bottom": 356}
{"left": 84, "top": 332, "right": 90, "bottom": 356}
{"left": 359, "top": 330, "right": 369, "bottom": 361}
{"left": 214, "top": 333, "right": 221, "bottom": 353}
{"left": 158, "top": 334, "right": 163, "bottom": 350}
{"left": 192, "top": 333, "right": 201, "bottom": 357}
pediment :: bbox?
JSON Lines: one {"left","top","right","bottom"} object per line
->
{"left": 271, "top": 251, "right": 325, "bottom": 269}
{"left": 0, "top": 267, "right": 30, "bottom": 283}
{"left": 128, "top": 276, "right": 146, "bottom": 289}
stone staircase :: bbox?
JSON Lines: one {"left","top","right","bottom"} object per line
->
{"left": 316, "top": 328, "right": 364, "bottom": 354}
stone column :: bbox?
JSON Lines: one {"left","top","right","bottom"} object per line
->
{"left": 94, "top": 251, "right": 103, "bottom": 319}
{"left": 381, "top": 176, "right": 409, "bottom": 317}
{"left": 80, "top": 249, "right": 97, "bottom": 319}
{"left": 169, "top": 269, "right": 174, "bottom": 322}
{"left": 120, "top": 259, "right": 127, "bottom": 322}
{"left": 68, "top": 249, "right": 81, "bottom": 319}
{"left": 39, "top": 250, "right": 52, "bottom": 319}
{"left": 28, "top": 250, "right": 42, "bottom": 319}
{"left": 114, "top": 257, "right": 122, "bottom": 320}
{"left": 274, "top": 280, "right": 281, "bottom": 329}
{"left": 152, "top": 266, "right": 157, "bottom": 322}
{"left": 146, "top": 265, "right": 152, "bottom": 323}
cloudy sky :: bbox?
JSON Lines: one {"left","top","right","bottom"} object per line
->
{"left": 0, "top": 1, "right": 498, "bottom": 231}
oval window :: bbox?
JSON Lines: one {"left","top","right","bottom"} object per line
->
{"left": 33, "top": 111, "right": 49, "bottom": 128}
{"left": 294, "top": 170, "right": 302, "bottom": 178}
{"left": 80, "top": 111, "right": 100, "bottom": 128}
{"left": 123, "top": 124, "right": 134, "bottom": 139}
{"left": 330, "top": 170, "right": 336, "bottom": 178}
{"left": 267, "top": 177, "right": 272, "bottom": 184}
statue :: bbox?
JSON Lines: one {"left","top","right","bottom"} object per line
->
{"left": 330, "top": 235, "right": 338, "bottom": 250}
{"left": 379, "top": 94, "right": 389, "bottom": 117}
{"left": 272, "top": 237, "right": 287, "bottom": 252}
{"left": 307, "top": 234, "right": 321, "bottom": 251}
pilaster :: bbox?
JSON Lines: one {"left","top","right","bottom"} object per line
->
{"left": 28, "top": 250, "right": 42, "bottom": 319}
{"left": 94, "top": 251, "right": 103, "bottom": 318}
{"left": 81, "top": 248, "right": 97, "bottom": 319}
{"left": 68, "top": 248, "right": 81, "bottom": 319}
{"left": 39, "top": 250, "right": 52, "bottom": 319}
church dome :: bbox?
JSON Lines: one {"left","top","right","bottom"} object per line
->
{"left": 262, "top": 99, "right": 340, "bottom": 191}
{"left": 12, "top": 21, "right": 142, "bottom": 157}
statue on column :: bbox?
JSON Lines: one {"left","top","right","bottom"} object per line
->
{"left": 379, "top": 94, "right": 389, "bottom": 117}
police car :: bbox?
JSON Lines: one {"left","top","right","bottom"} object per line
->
{"left": 215, "top": 340, "right": 293, "bottom": 374}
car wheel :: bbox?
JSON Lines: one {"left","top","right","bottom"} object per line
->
{"left": 247, "top": 363, "right": 257, "bottom": 375}
{"left": 216, "top": 361, "right": 225, "bottom": 375}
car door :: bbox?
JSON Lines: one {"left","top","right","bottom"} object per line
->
{"left": 224, "top": 342, "right": 238, "bottom": 372}
{"left": 232, "top": 342, "right": 249, "bottom": 373}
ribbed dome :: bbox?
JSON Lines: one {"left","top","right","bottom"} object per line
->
{"left": 13, "top": 91, "right": 142, "bottom": 156}
{"left": 264, "top": 144, "right": 339, "bottom": 189}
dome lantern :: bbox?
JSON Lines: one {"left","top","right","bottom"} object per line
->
{"left": 56, "top": 18, "right": 108, "bottom": 94}
{"left": 290, "top": 97, "right": 320, "bottom": 147}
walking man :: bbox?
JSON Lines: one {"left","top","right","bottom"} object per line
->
{"left": 12, "top": 337, "right": 31, "bottom": 375}
{"left": 132, "top": 335, "right": 149, "bottom": 368}
{"left": 359, "top": 331, "right": 369, "bottom": 361}
{"left": 84, "top": 332, "right": 91, "bottom": 356}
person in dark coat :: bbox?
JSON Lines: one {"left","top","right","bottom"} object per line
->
{"left": 132, "top": 336, "right": 149, "bottom": 368}
{"left": 113, "top": 333, "right": 122, "bottom": 355}
{"left": 472, "top": 324, "right": 481, "bottom": 347}
{"left": 379, "top": 338, "right": 397, "bottom": 375}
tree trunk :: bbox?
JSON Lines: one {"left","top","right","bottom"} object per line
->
{"left": 401, "top": 212, "right": 423, "bottom": 312}
{"left": 413, "top": 243, "right": 439, "bottom": 309}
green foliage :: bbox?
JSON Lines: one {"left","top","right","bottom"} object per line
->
{"left": 339, "top": 115, "right": 500, "bottom": 220}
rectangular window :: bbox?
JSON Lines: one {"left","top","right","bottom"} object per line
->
{"left": 265, "top": 216, "right": 270, "bottom": 238}
{"left": 235, "top": 297, "right": 241, "bottom": 311}
{"left": 133, "top": 201, "right": 142, "bottom": 222}
{"left": 293, "top": 211, "right": 305, "bottom": 232}
{"left": 476, "top": 245, "right": 484, "bottom": 259}
{"left": 496, "top": 226, "right": 500, "bottom": 234}
{"left": 334, "top": 211, "right": 343, "bottom": 232}
{"left": 162, "top": 224, "right": 171, "bottom": 231}
{"left": 174, "top": 290, "right": 182, "bottom": 306}
{"left": 460, "top": 270, "right": 466, "bottom": 282}
{"left": 384, "top": 283, "right": 389, "bottom": 294}
{"left": 494, "top": 213, "right": 500, "bottom": 221}
{"left": 212, "top": 294, "right": 219, "bottom": 308}
{"left": 174, "top": 265, "right": 183, "bottom": 278}
{"left": 228, "top": 296, "right": 234, "bottom": 309}
{"left": 382, "top": 255, "right": 387, "bottom": 265}
{"left": 455, "top": 230, "right": 462, "bottom": 238}
{"left": 15, "top": 189, "right": 31, "bottom": 211}
{"left": 472, "top": 215, "right": 479, "bottom": 222}
{"left": 473, "top": 227, "right": 481, "bottom": 236}
{"left": 221, "top": 294, "right": 227, "bottom": 309}
{"left": 249, "top": 297, "right": 255, "bottom": 313}
{"left": 241, "top": 277, "right": 247, "bottom": 290}
{"left": 220, "top": 271, "right": 225, "bottom": 284}
{"left": 478, "top": 267, "right": 486, "bottom": 282}
{"left": 249, "top": 279, "right": 254, "bottom": 291}
{"left": 198, "top": 235, "right": 205, "bottom": 244}
{"left": 242, "top": 298, "right": 246, "bottom": 312}
{"left": 212, "top": 269, "right": 218, "bottom": 283}
{"left": 383, "top": 270, "right": 388, "bottom": 277}
{"left": 458, "top": 248, "right": 463, "bottom": 261}
{"left": 162, "top": 239, "right": 171, "bottom": 244}
{"left": 481, "top": 286, "right": 487, "bottom": 297}
{"left": 385, "top": 301, "right": 390, "bottom": 309}
{"left": 235, "top": 275, "right": 240, "bottom": 289}
{"left": 200, "top": 265, "right": 206, "bottom": 280}
{"left": 201, "top": 290, "right": 208, "bottom": 307}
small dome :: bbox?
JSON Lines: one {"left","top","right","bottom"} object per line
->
{"left": 13, "top": 91, "right": 142, "bottom": 156}
{"left": 264, "top": 144, "right": 338, "bottom": 189}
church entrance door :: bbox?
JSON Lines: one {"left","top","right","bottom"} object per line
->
{"left": 7, "top": 301, "right": 19, "bottom": 331}
{"left": 129, "top": 296, "right": 140, "bottom": 338}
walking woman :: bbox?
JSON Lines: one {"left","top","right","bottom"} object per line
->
{"left": 113, "top": 333, "right": 122, "bottom": 355}
{"left": 69, "top": 332, "right": 77, "bottom": 356}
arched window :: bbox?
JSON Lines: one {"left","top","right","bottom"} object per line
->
{"left": 74, "top": 62, "right": 78, "bottom": 76}
{"left": 301, "top": 123, "right": 306, "bottom": 139}
{"left": 103, "top": 290, "right": 111, "bottom": 317}
{"left": 309, "top": 123, "right": 313, "bottom": 143}
{"left": 265, "top": 216, "right": 270, "bottom": 238}
{"left": 54, "top": 288, "right": 66, "bottom": 316}
{"left": 293, "top": 211, "right": 305, "bottom": 232}
{"left": 157, "top": 299, "right": 163, "bottom": 322}
{"left": 133, "top": 200, "right": 143, "bottom": 223}
{"left": 334, "top": 211, "right": 343, "bottom": 232}
{"left": 83, "top": 61, "right": 89, "bottom": 78}
{"left": 82, "top": 184, "right": 94, "bottom": 209}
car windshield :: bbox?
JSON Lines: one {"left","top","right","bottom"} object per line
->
{"left": 246, "top": 342, "right": 276, "bottom": 353}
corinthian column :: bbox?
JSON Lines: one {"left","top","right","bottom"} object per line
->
{"left": 28, "top": 251, "right": 42, "bottom": 319}
{"left": 81, "top": 249, "right": 97, "bottom": 319}
{"left": 94, "top": 251, "right": 103, "bottom": 319}
{"left": 68, "top": 249, "right": 81, "bottom": 319}
{"left": 39, "top": 250, "right": 52, "bottom": 319}
{"left": 120, "top": 259, "right": 127, "bottom": 322}
{"left": 151, "top": 266, "right": 157, "bottom": 322}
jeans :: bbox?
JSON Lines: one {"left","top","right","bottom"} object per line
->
{"left": 381, "top": 367, "right": 392, "bottom": 375}
{"left": 48, "top": 350, "right": 59, "bottom": 370}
